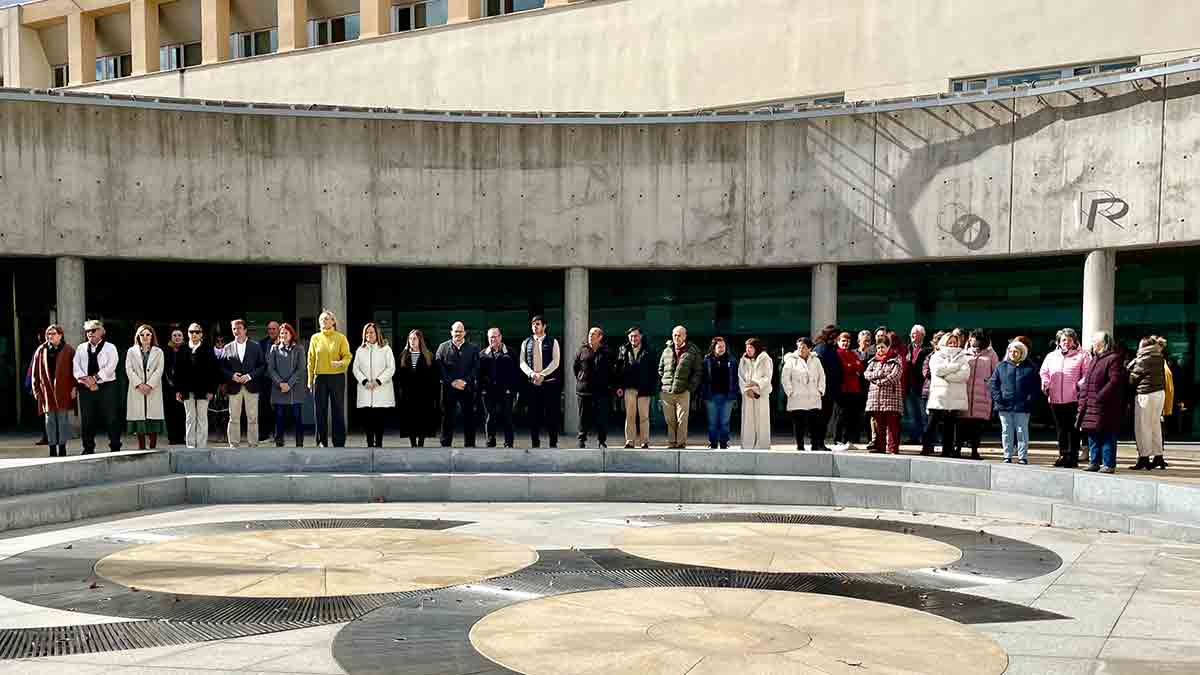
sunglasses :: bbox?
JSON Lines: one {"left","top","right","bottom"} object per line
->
{"left": 85, "top": 328, "right": 98, "bottom": 334}
{"left": 188, "top": 330, "right": 202, "bottom": 334}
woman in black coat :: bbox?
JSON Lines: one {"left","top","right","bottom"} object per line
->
{"left": 397, "top": 329, "right": 440, "bottom": 447}
{"left": 173, "top": 323, "right": 221, "bottom": 448}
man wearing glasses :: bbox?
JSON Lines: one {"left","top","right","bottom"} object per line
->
{"left": 71, "top": 319, "right": 122, "bottom": 453}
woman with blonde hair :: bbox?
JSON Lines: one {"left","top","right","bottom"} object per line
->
{"left": 353, "top": 322, "right": 396, "bottom": 448}
{"left": 398, "top": 328, "right": 438, "bottom": 447}
{"left": 307, "top": 310, "right": 352, "bottom": 447}
{"left": 126, "top": 324, "right": 166, "bottom": 449}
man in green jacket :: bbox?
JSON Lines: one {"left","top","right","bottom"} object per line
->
{"left": 658, "top": 325, "right": 703, "bottom": 448}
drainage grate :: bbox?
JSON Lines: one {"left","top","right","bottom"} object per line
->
{"left": 0, "top": 621, "right": 314, "bottom": 660}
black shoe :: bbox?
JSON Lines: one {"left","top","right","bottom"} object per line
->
{"left": 503, "top": 443, "right": 513, "bottom": 448}
{"left": 599, "top": 442, "right": 607, "bottom": 449}
{"left": 969, "top": 450, "right": 982, "bottom": 461}
{"left": 486, "top": 438, "right": 497, "bottom": 448}
{"left": 624, "top": 442, "right": 635, "bottom": 449}
{"left": 578, "top": 439, "right": 588, "bottom": 449}
{"left": 1053, "top": 456, "right": 1067, "bottom": 467}
{"left": 1130, "top": 456, "right": 1151, "bottom": 470}
{"left": 709, "top": 442, "right": 718, "bottom": 449}
{"left": 640, "top": 443, "right": 650, "bottom": 449}
{"left": 920, "top": 448, "right": 933, "bottom": 456}
{"left": 48, "top": 446, "right": 56, "bottom": 458}
{"left": 549, "top": 442, "right": 558, "bottom": 449}
{"left": 1084, "top": 463, "right": 1101, "bottom": 472}
{"left": 531, "top": 439, "right": 541, "bottom": 448}
{"left": 719, "top": 442, "right": 728, "bottom": 449}
{"left": 275, "top": 438, "right": 285, "bottom": 447}
{"left": 1152, "top": 455, "right": 1169, "bottom": 469}
{"left": 1003, "top": 458, "right": 1013, "bottom": 463}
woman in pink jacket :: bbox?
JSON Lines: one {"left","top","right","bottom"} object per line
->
{"left": 958, "top": 330, "right": 999, "bottom": 460}
{"left": 1039, "top": 328, "right": 1091, "bottom": 468}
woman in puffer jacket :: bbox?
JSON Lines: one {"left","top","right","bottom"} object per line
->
{"left": 989, "top": 341, "right": 1041, "bottom": 464}
{"left": 923, "top": 333, "right": 970, "bottom": 457}
{"left": 958, "top": 330, "right": 999, "bottom": 460}
{"left": 782, "top": 337, "right": 826, "bottom": 451}
{"left": 1040, "top": 328, "right": 1090, "bottom": 468}
{"left": 1127, "top": 335, "right": 1167, "bottom": 470}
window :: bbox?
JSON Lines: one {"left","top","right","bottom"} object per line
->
{"left": 308, "top": 14, "right": 360, "bottom": 47}
{"left": 481, "top": 0, "right": 543, "bottom": 17}
{"left": 951, "top": 78, "right": 986, "bottom": 93}
{"left": 1074, "top": 61, "right": 1138, "bottom": 77}
{"left": 95, "top": 54, "right": 132, "bottom": 81}
{"left": 51, "top": 65, "right": 69, "bottom": 88}
{"left": 160, "top": 42, "right": 202, "bottom": 71}
{"left": 229, "top": 28, "right": 277, "bottom": 59}
{"left": 392, "top": 0, "right": 448, "bottom": 32}
{"left": 951, "top": 58, "right": 1138, "bottom": 93}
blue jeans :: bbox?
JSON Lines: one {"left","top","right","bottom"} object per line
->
{"left": 705, "top": 394, "right": 735, "bottom": 445}
{"left": 1087, "top": 431, "right": 1118, "bottom": 468}
{"left": 904, "top": 390, "right": 928, "bottom": 442}
{"left": 998, "top": 411, "right": 1030, "bottom": 461}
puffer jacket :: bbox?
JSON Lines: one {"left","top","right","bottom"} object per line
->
{"left": 1127, "top": 343, "right": 1166, "bottom": 395}
{"left": 989, "top": 358, "right": 1041, "bottom": 413}
{"left": 1039, "top": 347, "right": 1090, "bottom": 405}
{"left": 781, "top": 351, "right": 825, "bottom": 411}
{"left": 658, "top": 341, "right": 704, "bottom": 395}
{"left": 1076, "top": 349, "right": 1126, "bottom": 433}
{"left": 963, "top": 346, "right": 999, "bottom": 420}
{"left": 865, "top": 354, "right": 904, "bottom": 413}
{"left": 926, "top": 336, "right": 970, "bottom": 411}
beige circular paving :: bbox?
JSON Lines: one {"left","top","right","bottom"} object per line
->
{"left": 94, "top": 528, "right": 537, "bottom": 598}
{"left": 469, "top": 588, "right": 1008, "bottom": 675}
{"left": 614, "top": 523, "right": 962, "bottom": 573}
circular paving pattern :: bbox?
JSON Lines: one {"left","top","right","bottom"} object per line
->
{"left": 469, "top": 587, "right": 1008, "bottom": 674}
{"left": 94, "top": 527, "right": 537, "bottom": 598}
{"left": 614, "top": 522, "right": 962, "bottom": 574}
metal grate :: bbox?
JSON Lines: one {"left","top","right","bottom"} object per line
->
{"left": 0, "top": 622, "right": 315, "bottom": 660}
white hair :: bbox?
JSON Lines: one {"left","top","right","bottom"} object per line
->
{"left": 910, "top": 324, "right": 926, "bottom": 335}
{"left": 1090, "top": 330, "right": 1112, "bottom": 351}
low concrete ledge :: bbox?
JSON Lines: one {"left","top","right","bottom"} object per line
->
{"left": 171, "top": 448, "right": 372, "bottom": 474}
{"left": 909, "top": 457, "right": 991, "bottom": 490}
{"left": 0, "top": 451, "right": 169, "bottom": 499}
{"left": 0, "top": 475, "right": 186, "bottom": 533}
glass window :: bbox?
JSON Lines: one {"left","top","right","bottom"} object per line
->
{"left": 183, "top": 42, "right": 203, "bottom": 66}
{"left": 254, "top": 30, "right": 272, "bottom": 56}
{"left": 94, "top": 54, "right": 131, "bottom": 81}
{"left": 995, "top": 69, "right": 1060, "bottom": 87}
{"left": 310, "top": 14, "right": 360, "bottom": 46}
{"left": 52, "top": 64, "right": 69, "bottom": 88}
{"left": 483, "top": 0, "right": 543, "bottom": 16}
{"left": 160, "top": 42, "right": 202, "bottom": 71}
{"left": 231, "top": 28, "right": 277, "bottom": 58}
{"left": 393, "top": 1, "right": 446, "bottom": 31}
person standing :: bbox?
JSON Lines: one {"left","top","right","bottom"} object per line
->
{"left": 658, "top": 325, "right": 703, "bottom": 449}
{"left": 163, "top": 327, "right": 186, "bottom": 446}
{"left": 810, "top": 325, "right": 841, "bottom": 452}
{"left": 924, "top": 333, "right": 970, "bottom": 457}
{"left": 220, "top": 319, "right": 267, "bottom": 449}
{"left": 73, "top": 320, "right": 122, "bottom": 454}
{"left": 782, "top": 337, "right": 826, "bottom": 451}
{"left": 257, "top": 320, "right": 281, "bottom": 443}
{"left": 855, "top": 329, "right": 876, "bottom": 448}
{"left": 864, "top": 337, "right": 905, "bottom": 454}
{"left": 31, "top": 325, "right": 76, "bottom": 457}
{"left": 903, "top": 325, "right": 931, "bottom": 445}
{"left": 700, "top": 337, "right": 738, "bottom": 449}
{"left": 1127, "top": 336, "right": 1167, "bottom": 470}
{"left": 573, "top": 327, "right": 614, "bottom": 448}
{"left": 519, "top": 316, "right": 562, "bottom": 449}
{"left": 1039, "top": 328, "right": 1090, "bottom": 468}
{"left": 308, "top": 310, "right": 353, "bottom": 448}
{"left": 738, "top": 338, "right": 773, "bottom": 449}
{"left": 959, "top": 330, "right": 999, "bottom": 460}
{"left": 615, "top": 326, "right": 656, "bottom": 449}
{"left": 398, "top": 330, "right": 438, "bottom": 447}
{"left": 125, "top": 325, "right": 166, "bottom": 450}
{"left": 353, "top": 322, "right": 396, "bottom": 448}
{"left": 832, "top": 331, "right": 866, "bottom": 449}
{"left": 267, "top": 323, "right": 307, "bottom": 447}
{"left": 436, "top": 321, "right": 480, "bottom": 448}
{"left": 479, "top": 327, "right": 519, "bottom": 448}
{"left": 990, "top": 341, "right": 1040, "bottom": 464}
{"left": 1077, "top": 331, "right": 1126, "bottom": 474}
{"left": 175, "top": 323, "right": 219, "bottom": 448}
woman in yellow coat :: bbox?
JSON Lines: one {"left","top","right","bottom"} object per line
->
{"left": 308, "top": 310, "right": 352, "bottom": 448}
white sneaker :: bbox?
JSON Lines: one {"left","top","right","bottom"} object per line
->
{"left": 842, "top": 443, "right": 857, "bottom": 451}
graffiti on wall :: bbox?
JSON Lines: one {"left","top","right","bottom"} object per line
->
{"left": 1080, "top": 191, "right": 1129, "bottom": 231}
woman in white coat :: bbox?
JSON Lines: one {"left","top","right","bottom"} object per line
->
{"left": 125, "top": 324, "right": 166, "bottom": 449}
{"left": 353, "top": 322, "right": 396, "bottom": 448}
{"left": 923, "top": 332, "right": 970, "bottom": 457}
{"left": 739, "top": 337, "right": 774, "bottom": 450}
{"left": 781, "top": 337, "right": 826, "bottom": 451}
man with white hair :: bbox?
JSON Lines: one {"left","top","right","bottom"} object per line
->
{"left": 72, "top": 319, "right": 122, "bottom": 453}
{"left": 904, "top": 324, "right": 931, "bottom": 445}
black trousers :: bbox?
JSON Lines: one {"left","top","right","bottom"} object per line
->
{"left": 483, "top": 390, "right": 514, "bottom": 447}
{"left": 956, "top": 418, "right": 985, "bottom": 452}
{"left": 164, "top": 388, "right": 186, "bottom": 445}
{"left": 808, "top": 396, "right": 834, "bottom": 449}
{"left": 1050, "top": 402, "right": 1083, "bottom": 462}
{"left": 527, "top": 383, "right": 560, "bottom": 447}
{"left": 924, "top": 408, "right": 958, "bottom": 455}
{"left": 577, "top": 394, "right": 609, "bottom": 445}
{"left": 360, "top": 407, "right": 388, "bottom": 447}
{"left": 258, "top": 387, "right": 275, "bottom": 441}
{"left": 832, "top": 392, "right": 865, "bottom": 444}
{"left": 441, "top": 386, "right": 476, "bottom": 447}
{"left": 790, "top": 408, "right": 818, "bottom": 449}
{"left": 313, "top": 373, "right": 347, "bottom": 447}
{"left": 79, "top": 383, "right": 122, "bottom": 453}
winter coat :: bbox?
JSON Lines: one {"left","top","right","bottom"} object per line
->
{"left": 813, "top": 342, "right": 841, "bottom": 401}
{"left": 837, "top": 348, "right": 865, "bottom": 395}
{"left": 865, "top": 354, "right": 904, "bottom": 413}
{"left": 353, "top": 343, "right": 397, "bottom": 408}
{"left": 963, "top": 346, "right": 999, "bottom": 420}
{"left": 174, "top": 342, "right": 220, "bottom": 398}
{"left": 398, "top": 350, "right": 439, "bottom": 435}
{"left": 738, "top": 352, "right": 774, "bottom": 399}
{"left": 573, "top": 342, "right": 615, "bottom": 396}
{"left": 1127, "top": 343, "right": 1166, "bottom": 395}
{"left": 926, "top": 338, "right": 970, "bottom": 411}
{"left": 781, "top": 351, "right": 825, "bottom": 411}
{"left": 616, "top": 343, "right": 658, "bottom": 396}
{"left": 989, "top": 359, "right": 1041, "bottom": 413}
{"left": 1076, "top": 349, "right": 1126, "bottom": 433}
{"left": 739, "top": 352, "right": 774, "bottom": 449}
{"left": 267, "top": 342, "right": 307, "bottom": 406}
{"left": 31, "top": 342, "right": 76, "bottom": 415}
{"left": 1039, "top": 348, "right": 1090, "bottom": 405}
{"left": 701, "top": 353, "right": 739, "bottom": 401}
{"left": 659, "top": 341, "right": 703, "bottom": 395}
{"left": 125, "top": 346, "right": 166, "bottom": 422}
{"left": 905, "top": 345, "right": 932, "bottom": 394}
{"left": 479, "top": 344, "right": 520, "bottom": 396}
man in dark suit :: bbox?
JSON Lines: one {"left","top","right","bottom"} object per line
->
{"left": 257, "top": 320, "right": 280, "bottom": 442}
{"left": 221, "top": 318, "right": 267, "bottom": 448}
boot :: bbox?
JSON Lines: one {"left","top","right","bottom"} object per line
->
{"left": 1152, "top": 455, "right": 1169, "bottom": 470}
{"left": 1130, "top": 456, "right": 1151, "bottom": 470}
{"left": 275, "top": 436, "right": 285, "bottom": 447}
{"left": 1084, "top": 463, "right": 1101, "bottom": 472}
{"left": 136, "top": 433, "right": 147, "bottom": 450}
{"left": 58, "top": 445, "right": 67, "bottom": 457}
{"left": 148, "top": 433, "right": 158, "bottom": 450}
{"left": 48, "top": 445, "right": 56, "bottom": 458}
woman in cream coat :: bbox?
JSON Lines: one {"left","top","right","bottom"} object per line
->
{"left": 923, "top": 333, "right": 970, "bottom": 457}
{"left": 126, "top": 324, "right": 166, "bottom": 449}
{"left": 781, "top": 337, "right": 826, "bottom": 450}
{"left": 353, "top": 322, "right": 396, "bottom": 448}
{"left": 739, "top": 337, "right": 774, "bottom": 449}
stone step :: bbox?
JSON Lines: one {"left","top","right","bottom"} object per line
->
{"left": 0, "top": 450, "right": 170, "bottom": 499}
{"left": 0, "top": 475, "right": 186, "bottom": 533}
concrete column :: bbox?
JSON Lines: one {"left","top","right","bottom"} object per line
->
{"left": 67, "top": 11, "right": 96, "bottom": 85}
{"left": 321, "top": 264, "right": 348, "bottom": 337}
{"left": 130, "top": 0, "right": 160, "bottom": 76}
{"left": 810, "top": 263, "right": 838, "bottom": 336}
{"left": 277, "top": 0, "right": 309, "bottom": 52}
{"left": 359, "top": 0, "right": 389, "bottom": 38}
{"left": 446, "top": 0, "right": 481, "bottom": 24}
{"left": 1082, "top": 249, "right": 1116, "bottom": 341}
{"left": 201, "top": 0, "right": 230, "bottom": 65}
{"left": 563, "top": 267, "right": 588, "bottom": 436}
{"left": 56, "top": 257, "right": 86, "bottom": 348}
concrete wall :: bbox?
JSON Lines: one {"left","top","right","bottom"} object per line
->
{"left": 2, "top": 68, "right": 1199, "bottom": 268}
{"left": 61, "top": 0, "right": 1200, "bottom": 111}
